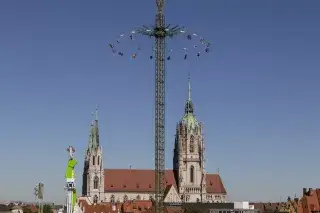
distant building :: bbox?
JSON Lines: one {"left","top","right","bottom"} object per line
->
{"left": 81, "top": 76, "right": 227, "bottom": 204}
{"left": 0, "top": 205, "right": 23, "bottom": 213}
{"left": 251, "top": 202, "right": 290, "bottom": 213}
{"left": 0, "top": 205, "right": 11, "bottom": 213}
{"left": 77, "top": 199, "right": 258, "bottom": 213}
{"left": 251, "top": 189, "right": 320, "bottom": 213}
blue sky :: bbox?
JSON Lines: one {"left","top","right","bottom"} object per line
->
{"left": 0, "top": 0, "right": 320, "bottom": 204}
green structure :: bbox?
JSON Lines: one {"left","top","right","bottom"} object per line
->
{"left": 65, "top": 146, "right": 77, "bottom": 213}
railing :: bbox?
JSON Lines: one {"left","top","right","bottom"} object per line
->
{"left": 185, "top": 186, "right": 201, "bottom": 193}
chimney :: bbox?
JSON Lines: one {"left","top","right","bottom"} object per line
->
{"left": 303, "top": 188, "right": 307, "bottom": 195}
{"left": 308, "top": 188, "right": 312, "bottom": 195}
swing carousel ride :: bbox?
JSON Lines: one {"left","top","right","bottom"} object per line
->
{"left": 108, "top": 27, "right": 213, "bottom": 213}
{"left": 108, "top": 1, "right": 213, "bottom": 213}
{"left": 108, "top": 28, "right": 211, "bottom": 61}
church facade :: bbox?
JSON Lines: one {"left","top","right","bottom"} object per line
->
{"left": 81, "top": 78, "right": 227, "bottom": 204}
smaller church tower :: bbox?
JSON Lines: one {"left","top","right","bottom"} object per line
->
{"left": 82, "top": 108, "right": 105, "bottom": 204}
{"left": 173, "top": 73, "right": 207, "bottom": 203}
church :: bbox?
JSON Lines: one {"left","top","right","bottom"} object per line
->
{"left": 81, "top": 77, "right": 227, "bottom": 204}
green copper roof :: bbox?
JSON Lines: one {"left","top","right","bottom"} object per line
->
{"left": 181, "top": 72, "right": 199, "bottom": 130}
{"left": 181, "top": 112, "right": 199, "bottom": 130}
{"left": 88, "top": 108, "right": 100, "bottom": 152}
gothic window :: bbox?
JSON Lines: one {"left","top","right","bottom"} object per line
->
{"left": 123, "top": 195, "right": 128, "bottom": 202}
{"left": 97, "top": 156, "right": 100, "bottom": 165}
{"left": 92, "top": 156, "right": 95, "bottom": 165}
{"left": 190, "top": 135, "right": 194, "bottom": 153}
{"left": 110, "top": 195, "right": 115, "bottom": 203}
{"left": 190, "top": 166, "right": 194, "bottom": 183}
{"left": 94, "top": 176, "right": 99, "bottom": 189}
{"left": 93, "top": 195, "right": 98, "bottom": 204}
{"left": 136, "top": 195, "right": 141, "bottom": 200}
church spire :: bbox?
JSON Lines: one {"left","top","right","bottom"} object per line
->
{"left": 188, "top": 71, "right": 191, "bottom": 101}
{"left": 185, "top": 71, "right": 194, "bottom": 114}
{"left": 95, "top": 104, "right": 99, "bottom": 121}
{"left": 88, "top": 106, "right": 100, "bottom": 152}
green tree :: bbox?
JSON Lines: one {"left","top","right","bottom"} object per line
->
{"left": 22, "top": 206, "right": 33, "bottom": 213}
{"left": 43, "top": 204, "right": 53, "bottom": 213}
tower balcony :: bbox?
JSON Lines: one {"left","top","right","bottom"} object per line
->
{"left": 184, "top": 186, "right": 202, "bottom": 194}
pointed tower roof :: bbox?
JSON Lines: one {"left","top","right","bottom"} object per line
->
{"left": 185, "top": 71, "right": 194, "bottom": 114}
{"left": 181, "top": 72, "right": 199, "bottom": 130}
{"left": 88, "top": 106, "right": 100, "bottom": 152}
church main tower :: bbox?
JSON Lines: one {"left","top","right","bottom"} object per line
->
{"left": 82, "top": 109, "right": 105, "bottom": 204}
{"left": 173, "top": 74, "right": 207, "bottom": 203}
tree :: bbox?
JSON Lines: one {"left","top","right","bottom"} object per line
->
{"left": 43, "top": 204, "right": 53, "bottom": 213}
{"left": 22, "top": 206, "right": 34, "bottom": 213}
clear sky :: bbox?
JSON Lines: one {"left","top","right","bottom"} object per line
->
{"left": 0, "top": 0, "right": 319, "bottom": 204}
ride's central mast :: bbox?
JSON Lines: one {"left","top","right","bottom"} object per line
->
{"left": 154, "top": 0, "right": 165, "bottom": 213}
{"left": 114, "top": 0, "right": 186, "bottom": 212}
{"left": 135, "top": 1, "right": 184, "bottom": 212}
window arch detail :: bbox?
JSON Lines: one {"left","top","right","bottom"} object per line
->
{"left": 190, "top": 135, "right": 194, "bottom": 153}
{"left": 94, "top": 176, "right": 99, "bottom": 189}
{"left": 110, "top": 194, "right": 115, "bottom": 203}
{"left": 190, "top": 166, "right": 194, "bottom": 183}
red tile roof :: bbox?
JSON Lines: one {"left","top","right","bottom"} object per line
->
{"left": 252, "top": 188, "right": 320, "bottom": 213}
{"left": 300, "top": 188, "right": 320, "bottom": 213}
{"left": 104, "top": 169, "right": 226, "bottom": 194}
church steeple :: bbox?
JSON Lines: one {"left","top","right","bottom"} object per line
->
{"left": 188, "top": 72, "right": 191, "bottom": 101}
{"left": 173, "top": 71, "right": 207, "bottom": 202}
{"left": 185, "top": 71, "right": 194, "bottom": 114}
{"left": 88, "top": 107, "right": 100, "bottom": 152}
{"left": 82, "top": 106, "right": 105, "bottom": 202}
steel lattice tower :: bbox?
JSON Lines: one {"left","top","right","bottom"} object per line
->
{"left": 128, "top": 1, "right": 184, "bottom": 212}
{"left": 112, "top": 0, "right": 211, "bottom": 209}
{"left": 136, "top": 1, "right": 184, "bottom": 213}
{"left": 154, "top": 1, "right": 166, "bottom": 213}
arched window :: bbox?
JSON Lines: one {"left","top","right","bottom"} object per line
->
{"left": 190, "top": 166, "right": 194, "bottom": 183}
{"left": 190, "top": 135, "right": 194, "bottom": 153}
{"left": 123, "top": 195, "right": 128, "bottom": 202}
{"left": 92, "top": 156, "right": 95, "bottom": 165}
{"left": 94, "top": 176, "right": 99, "bottom": 189}
{"left": 93, "top": 195, "right": 98, "bottom": 204}
{"left": 136, "top": 195, "right": 141, "bottom": 200}
{"left": 110, "top": 195, "right": 115, "bottom": 203}
{"left": 97, "top": 156, "right": 100, "bottom": 165}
